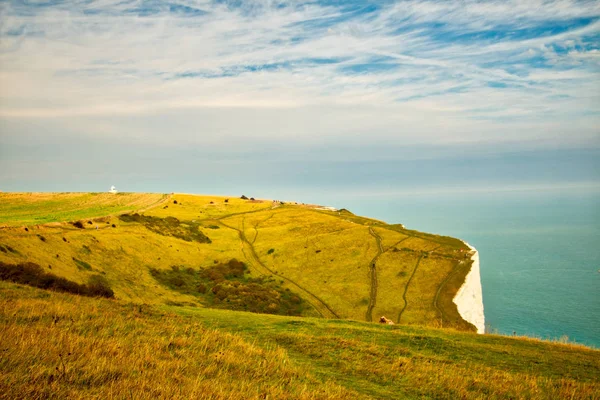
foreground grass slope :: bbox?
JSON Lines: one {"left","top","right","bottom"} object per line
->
{"left": 0, "top": 192, "right": 475, "bottom": 330}
{"left": 1, "top": 282, "right": 598, "bottom": 399}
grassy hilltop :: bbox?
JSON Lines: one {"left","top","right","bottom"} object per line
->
{"left": 0, "top": 192, "right": 474, "bottom": 329}
{"left": 1, "top": 192, "right": 599, "bottom": 399}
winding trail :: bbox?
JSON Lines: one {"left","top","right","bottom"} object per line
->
{"left": 364, "top": 232, "right": 413, "bottom": 322}
{"left": 423, "top": 245, "right": 455, "bottom": 328}
{"left": 433, "top": 261, "right": 461, "bottom": 328}
{"left": 218, "top": 218, "right": 340, "bottom": 319}
{"left": 365, "top": 227, "right": 383, "bottom": 322}
{"left": 214, "top": 204, "right": 279, "bottom": 222}
{"left": 397, "top": 254, "right": 424, "bottom": 323}
{"left": 388, "top": 236, "right": 411, "bottom": 252}
{"left": 251, "top": 213, "right": 275, "bottom": 244}
{"left": 137, "top": 193, "right": 172, "bottom": 213}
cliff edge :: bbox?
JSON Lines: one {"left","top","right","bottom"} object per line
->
{"left": 453, "top": 242, "right": 485, "bottom": 333}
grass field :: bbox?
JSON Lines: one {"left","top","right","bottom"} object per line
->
{"left": 1, "top": 192, "right": 599, "bottom": 399}
{"left": 0, "top": 192, "right": 475, "bottom": 330}
{"left": 1, "top": 281, "right": 598, "bottom": 399}
{"left": 0, "top": 192, "right": 168, "bottom": 226}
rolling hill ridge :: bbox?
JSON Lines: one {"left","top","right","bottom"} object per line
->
{"left": 0, "top": 192, "right": 476, "bottom": 330}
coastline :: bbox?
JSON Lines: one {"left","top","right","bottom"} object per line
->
{"left": 453, "top": 242, "right": 485, "bottom": 334}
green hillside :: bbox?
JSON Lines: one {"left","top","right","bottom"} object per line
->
{"left": 0, "top": 192, "right": 474, "bottom": 330}
{"left": 1, "top": 192, "right": 599, "bottom": 399}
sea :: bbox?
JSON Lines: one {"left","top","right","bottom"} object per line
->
{"left": 309, "top": 188, "right": 600, "bottom": 348}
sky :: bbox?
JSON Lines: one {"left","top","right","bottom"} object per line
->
{"left": 0, "top": 0, "right": 599, "bottom": 199}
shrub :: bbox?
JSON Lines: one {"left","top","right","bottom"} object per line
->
{"left": 87, "top": 275, "right": 115, "bottom": 298}
{"left": 267, "top": 249, "right": 275, "bottom": 255}
{"left": 173, "top": 200, "right": 178, "bottom": 204}
{"left": 119, "top": 214, "right": 211, "bottom": 244}
{"left": 169, "top": 276, "right": 185, "bottom": 287}
{"left": 37, "top": 235, "right": 46, "bottom": 242}
{"left": 72, "top": 221, "right": 85, "bottom": 229}
{"left": 150, "top": 259, "right": 306, "bottom": 316}
{"left": 0, "top": 262, "right": 114, "bottom": 298}
{"left": 240, "top": 195, "right": 248, "bottom": 200}
{"left": 87, "top": 221, "right": 93, "bottom": 225}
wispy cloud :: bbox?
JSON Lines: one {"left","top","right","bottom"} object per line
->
{"left": 0, "top": 0, "right": 599, "bottom": 151}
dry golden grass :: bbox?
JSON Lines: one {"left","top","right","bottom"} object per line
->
{"left": 1, "top": 192, "right": 474, "bottom": 330}
{"left": 0, "top": 282, "right": 356, "bottom": 399}
{"left": 2, "top": 281, "right": 598, "bottom": 399}
{"left": 2, "top": 192, "right": 599, "bottom": 399}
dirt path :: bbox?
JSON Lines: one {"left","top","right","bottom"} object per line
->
{"left": 397, "top": 254, "right": 424, "bottom": 323}
{"left": 431, "top": 248, "right": 462, "bottom": 329}
{"left": 365, "top": 227, "right": 383, "bottom": 322}
{"left": 214, "top": 204, "right": 280, "bottom": 222}
{"left": 433, "top": 265, "right": 458, "bottom": 328}
{"left": 251, "top": 213, "right": 275, "bottom": 244}
{"left": 137, "top": 193, "right": 172, "bottom": 213}
{"left": 218, "top": 218, "right": 339, "bottom": 319}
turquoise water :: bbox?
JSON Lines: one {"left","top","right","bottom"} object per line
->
{"left": 314, "top": 190, "right": 600, "bottom": 348}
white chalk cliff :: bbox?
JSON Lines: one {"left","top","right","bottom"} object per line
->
{"left": 453, "top": 242, "right": 485, "bottom": 334}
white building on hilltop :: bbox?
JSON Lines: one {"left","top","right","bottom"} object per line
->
{"left": 109, "top": 186, "right": 117, "bottom": 194}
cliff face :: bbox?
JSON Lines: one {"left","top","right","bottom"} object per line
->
{"left": 453, "top": 243, "right": 485, "bottom": 334}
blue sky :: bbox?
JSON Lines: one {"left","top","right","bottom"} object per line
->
{"left": 0, "top": 0, "right": 599, "bottom": 197}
